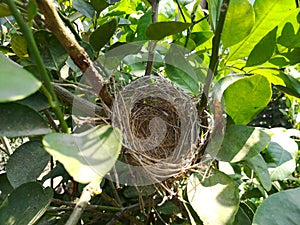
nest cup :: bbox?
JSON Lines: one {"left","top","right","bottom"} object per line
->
{"left": 112, "top": 75, "right": 200, "bottom": 180}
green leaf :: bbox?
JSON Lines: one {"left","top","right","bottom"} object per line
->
{"left": 244, "top": 154, "right": 272, "bottom": 191}
{"left": 277, "top": 22, "right": 300, "bottom": 48}
{"left": 187, "top": 170, "right": 240, "bottom": 225}
{"left": 253, "top": 188, "right": 300, "bottom": 225}
{"left": 27, "top": 0, "right": 38, "bottom": 25}
{"left": 0, "top": 3, "right": 11, "bottom": 17}
{"left": 265, "top": 135, "right": 298, "bottom": 181}
{"left": 145, "top": 21, "right": 191, "bottom": 40}
{"left": 224, "top": 74, "right": 272, "bottom": 125}
{"left": 0, "top": 182, "right": 53, "bottom": 225}
{"left": 17, "top": 92, "right": 50, "bottom": 112}
{"left": 158, "top": 0, "right": 176, "bottom": 21}
{"left": 0, "top": 103, "right": 51, "bottom": 138}
{"left": 228, "top": 0, "right": 295, "bottom": 61}
{"left": 11, "top": 34, "right": 29, "bottom": 58}
{"left": 275, "top": 72, "right": 300, "bottom": 98}
{"left": 233, "top": 207, "right": 252, "bottom": 225}
{"left": 0, "top": 174, "right": 13, "bottom": 205}
{"left": 207, "top": 0, "right": 222, "bottom": 32}
{"left": 90, "top": 18, "right": 118, "bottom": 51}
{"left": 246, "top": 27, "right": 278, "bottom": 67}
{"left": 165, "top": 44, "right": 200, "bottom": 95}
{"left": 222, "top": 0, "right": 255, "bottom": 48}
{"left": 91, "top": 0, "right": 110, "bottom": 13}
{"left": 43, "top": 125, "right": 122, "bottom": 184}
{"left": 135, "top": 9, "right": 152, "bottom": 41}
{"left": 73, "top": 0, "right": 95, "bottom": 18}
{"left": 0, "top": 55, "right": 41, "bottom": 102}
{"left": 211, "top": 125, "right": 270, "bottom": 163}
{"left": 34, "top": 30, "right": 68, "bottom": 70}
{"left": 6, "top": 141, "right": 51, "bottom": 188}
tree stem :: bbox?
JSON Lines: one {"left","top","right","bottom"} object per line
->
{"left": 6, "top": 0, "right": 69, "bottom": 134}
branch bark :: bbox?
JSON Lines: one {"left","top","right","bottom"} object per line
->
{"left": 36, "top": 0, "right": 112, "bottom": 106}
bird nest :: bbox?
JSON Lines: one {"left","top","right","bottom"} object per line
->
{"left": 112, "top": 75, "right": 203, "bottom": 181}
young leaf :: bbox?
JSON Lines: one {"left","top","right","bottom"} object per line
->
{"left": 0, "top": 103, "right": 51, "bottom": 138}
{"left": 253, "top": 188, "right": 300, "bottom": 225}
{"left": 187, "top": 170, "right": 240, "bottom": 225}
{"left": 222, "top": 0, "right": 255, "bottom": 48}
{"left": 244, "top": 154, "right": 272, "bottom": 191}
{"left": 0, "top": 55, "right": 41, "bottom": 102}
{"left": 224, "top": 74, "right": 272, "bottom": 125}
{"left": 145, "top": 21, "right": 191, "bottom": 40}
{"left": 43, "top": 125, "right": 122, "bottom": 184}
{"left": 165, "top": 44, "right": 200, "bottom": 95}
{"left": 210, "top": 125, "right": 270, "bottom": 163}
{"left": 228, "top": 0, "right": 295, "bottom": 61}
{"left": 246, "top": 27, "right": 278, "bottom": 67}
{"left": 6, "top": 141, "right": 51, "bottom": 188}
{"left": 0, "top": 182, "right": 53, "bottom": 225}
{"left": 90, "top": 18, "right": 118, "bottom": 51}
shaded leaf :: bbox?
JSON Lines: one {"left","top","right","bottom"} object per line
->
{"left": 91, "top": 0, "right": 110, "bottom": 13}
{"left": 187, "top": 170, "right": 239, "bottom": 225}
{"left": 34, "top": 30, "right": 68, "bottom": 70}
{"left": 211, "top": 125, "right": 270, "bottom": 163}
{"left": 0, "top": 55, "right": 41, "bottom": 102}
{"left": 222, "top": 0, "right": 255, "bottom": 48}
{"left": 11, "top": 34, "right": 28, "bottom": 58}
{"left": 73, "top": 0, "right": 95, "bottom": 18}
{"left": 0, "top": 3, "right": 11, "bottom": 17}
{"left": 17, "top": 91, "right": 50, "bottom": 112}
{"left": 145, "top": 21, "right": 191, "bottom": 40}
{"left": 207, "top": 0, "right": 222, "bottom": 31}
{"left": 275, "top": 72, "right": 300, "bottom": 98}
{"left": 0, "top": 103, "right": 51, "bottom": 138}
{"left": 90, "top": 18, "right": 118, "bottom": 51}
{"left": 135, "top": 9, "right": 152, "bottom": 41}
{"left": 6, "top": 141, "right": 51, "bottom": 188}
{"left": 253, "top": 188, "right": 300, "bottom": 225}
{"left": 43, "top": 125, "right": 122, "bottom": 184}
{"left": 0, "top": 182, "right": 53, "bottom": 225}
{"left": 233, "top": 206, "right": 252, "bottom": 225}
{"left": 246, "top": 27, "right": 278, "bottom": 67}
{"left": 277, "top": 22, "right": 300, "bottom": 48}
{"left": 228, "top": 0, "right": 295, "bottom": 61}
{"left": 244, "top": 154, "right": 272, "bottom": 191}
{"left": 27, "top": 0, "right": 38, "bottom": 24}
{"left": 165, "top": 44, "right": 200, "bottom": 95}
{"left": 224, "top": 74, "right": 272, "bottom": 125}
{"left": 0, "top": 174, "right": 13, "bottom": 205}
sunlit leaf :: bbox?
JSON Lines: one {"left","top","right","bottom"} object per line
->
{"left": 187, "top": 170, "right": 240, "bottom": 225}
{"left": 228, "top": 0, "right": 295, "bottom": 61}
{"left": 224, "top": 74, "right": 272, "bottom": 125}
{"left": 222, "top": 0, "right": 255, "bottom": 48}
{"left": 253, "top": 188, "right": 300, "bottom": 225}
{"left": 0, "top": 103, "right": 51, "bottom": 137}
{"left": 0, "top": 182, "right": 53, "bottom": 225}
{"left": 43, "top": 125, "right": 122, "bottom": 184}
{"left": 210, "top": 125, "right": 270, "bottom": 163}
{"left": 246, "top": 27, "right": 278, "bottom": 67}
{"left": 90, "top": 18, "right": 118, "bottom": 51}
{"left": 146, "top": 21, "right": 191, "bottom": 40}
{"left": 0, "top": 55, "right": 41, "bottom": 102}
{"left": 6, "top": 141, "right": 51, "bottom": 188}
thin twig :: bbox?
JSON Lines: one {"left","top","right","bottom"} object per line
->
{"left": 0, "top": 137, "right": 13, "bottom": 155}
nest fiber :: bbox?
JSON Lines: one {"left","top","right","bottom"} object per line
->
{"left": 112, "top": 76, "right": 200, "bottom": 179}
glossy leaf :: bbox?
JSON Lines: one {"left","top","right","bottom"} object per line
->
{"left": 0, "top": 182, "right": 53, "bottom": 225}
{"left": 265, "top": 135, "right": 298, "bottom": 181}
{"left": 244, "top": 154, "right": 272, "bottom": 191}
{"left": 91, "top": 0, "right": 110, "bottom": 13}
{"left": 34, "top": 30, "right": 68, "bottom": 70}
{"left": 90, "top": 18, "right": 118, "bottom": 51}
{"left": 0, "top": 55, "right": 41, "bottom": 102}
{"left": 6, "top": 141, "right": 51, "bottom": 188}
{"left": 228, "top": 0, "right": 295, "bottom": 61}
{"left": 0, "top": 103, "right": 51, "bottom": 137}
{"left": 253, "top": 188, "right": 300, "bottom": 225}
{"left": 222, "top": 0, "right": 255, "bottom": 48}
{"left": 165, "top": 44, "right": 200, "bottom": 95}
{"left": 0, "top": 3, "right": 11, "bottom": 17}
{"left": 145, "top": 21, "right": 191, "bottom": 40}
{"left": 73, "top": 0, "right": 95, "bottom": 18}
{"left": 212, "top": 125, "right": 270, "bottom": 163}
{"left": 187, "top": 170, "right": 240, "bottom": 225}
{"left": 224, "top": 74, "right": 272, "bottom": 125}
{"left": 246, "top": 27, "right": 278, "bottom": 67}
{"left": 43, "top": 125, "right": 122, "bottom": 184}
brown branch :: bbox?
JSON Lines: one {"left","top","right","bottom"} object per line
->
{"left": 36, "top": 0, "right": 112, "bottom": 106}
